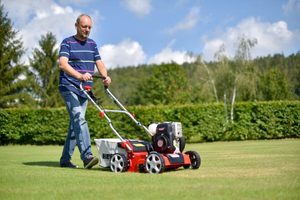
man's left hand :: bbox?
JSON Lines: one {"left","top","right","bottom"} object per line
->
{"left": 103, "top": 76, "right": 111, "bottom": 86}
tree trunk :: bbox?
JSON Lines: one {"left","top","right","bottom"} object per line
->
{"left": 230, "top": 86, "right": 236, "bottom": 123}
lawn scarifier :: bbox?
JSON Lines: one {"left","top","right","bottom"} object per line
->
{"left": 81, "top": 75, "right": 201, "bottom": 173}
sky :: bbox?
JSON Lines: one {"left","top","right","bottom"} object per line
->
{"left": 2, "top": 0, "right": 300, "bottom": 69}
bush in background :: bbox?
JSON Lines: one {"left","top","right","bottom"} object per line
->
{"left": 0, "top": 101, "right": 299, "bottom": 145}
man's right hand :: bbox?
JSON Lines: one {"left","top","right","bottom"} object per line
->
{"left": 81, "top": 73, "right": 92, "bottom": 82}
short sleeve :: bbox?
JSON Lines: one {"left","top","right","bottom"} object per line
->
{"left": 94, "top": 42, "right": 101, "bottom": 61}
{"left": 59, "top": 39, "right": 70, "bottom": 58}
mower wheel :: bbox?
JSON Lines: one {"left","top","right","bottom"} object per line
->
{"left": 185, "top": 151, "right": 201, "bottom": 169}
{"left": 145, "top": 152, "right": 165, "bottom": 174}
{"left": 110, "top": 153, "right": 128, "bottom": 173}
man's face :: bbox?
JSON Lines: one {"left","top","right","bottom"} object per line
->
{"left": 76, "top": 16, "right": 92, "bottom": 40}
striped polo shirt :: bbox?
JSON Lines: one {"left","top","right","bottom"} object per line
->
{"left": 58, "top": 36, "right": 101, "bottom": 98}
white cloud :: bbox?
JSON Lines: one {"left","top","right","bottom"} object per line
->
{"left": 148, "top": 47, "right": 196, "bottom": 65}
{"left": 202, "top": 17, "right": 300, "bottom": 61}
{"left": 3, "top": 0, "right": 47, "bottom": 26}
{"left": 2, "top": 0, "right": 101, "bottom": 64}
{"left": 122, "top": 0, "right": 152, "bottom": 17}
{"left": 100, "top": 39, "right": 196, "bottom": 68}
{"left": 167, "top": 7, "right": 200, "bottom": 34}
{"left": 100, "top": 39, "right": 146, "bottom": 68}
{"left": 202, "top": 39, "right": 225, "bottom": 60}
{"left": 20, "top": 10, "right": 77, "bottom": 50}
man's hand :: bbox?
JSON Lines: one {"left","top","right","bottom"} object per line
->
{"left": 103, "top": 76, "right": 111, "bottom": 86}
{"left": 81, "top": 73, "right": 92, "bottom": 81}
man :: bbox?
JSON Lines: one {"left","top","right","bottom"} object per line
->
{"left": 58, "top": 14, "right": 111, "bottom": 169}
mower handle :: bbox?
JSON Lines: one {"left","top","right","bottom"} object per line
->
{"left": 81, "top": 74, "right": 108, "bottom": 91}
{"left": 79, "top": 75, "right": 153, "bottom": 140}
{"left": 92, "top": 74, "right": 106, "bottom": 80}
{"left": 92, "top": 74, "right": 109, "bottom": 89}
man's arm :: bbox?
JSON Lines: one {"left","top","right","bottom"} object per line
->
{"left": 95, "top": 60, "right": 111, "bottom": 86}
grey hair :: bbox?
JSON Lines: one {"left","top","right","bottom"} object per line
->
{"left": 76, "top": 14, "right": 92, "bottom": 24}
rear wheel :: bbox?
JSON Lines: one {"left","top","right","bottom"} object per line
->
{"left": 185, "top": 151, "right": 201, "bottom": 169}
{"left": 145, "top": 152, "right": 165, "bottom": 174}
{"left": 110, "top": 153, "right": 128, "bottom": 173}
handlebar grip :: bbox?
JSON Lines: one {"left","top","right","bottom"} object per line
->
{"left": 92, "top": 75, "right": 109, "bottom": 90}
{"left": 93, "top": 74, "right": 106, "bottom": 80}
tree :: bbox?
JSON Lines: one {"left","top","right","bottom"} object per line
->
{"left": 29, "top": 32, "right": 62, "bottom": 107}
{"left": 234, "top": 36, "right": 258, "bottom": 100}
{"left": 213, "top": 36, "right": 257, "bottom": 122}
{"left": 195, "top": 56, "right": 219, "bottom": 102}
{"left": 0, "top": 2, "right": 35, "bottom": 108}
{"left": 213, "top": 44, "right": 233, "bottom": 102}
{"left": 133, "top": 63, "right": 190, "bottom": 105}
{"left": 258, "top": 67, "right": 292, "bottom": 100}
{"left": 230, "top": 37, "right": 257, "bottom": 121}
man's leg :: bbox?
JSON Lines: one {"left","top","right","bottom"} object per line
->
{"left": 60, "top": 91, "right": 78, "bottom": 168}
{"left": 60, "top": 90, "right": 98, "bottom": 168}
{"left": 76, "top": 95, "right": 98, "bottom": 169}
{"left": 75, "top": 95, "right": 93, "bottom": 160}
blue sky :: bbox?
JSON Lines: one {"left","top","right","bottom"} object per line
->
{"left": 3, "top": 0, "right": 300, "bottom": 68}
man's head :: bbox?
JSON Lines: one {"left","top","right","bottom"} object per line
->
{"left": 75, "top": 14, "right": 92, "bottom": 41}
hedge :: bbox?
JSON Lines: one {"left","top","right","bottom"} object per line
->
{"left": 0, "top": 101, "right": 299, "bottom": 145}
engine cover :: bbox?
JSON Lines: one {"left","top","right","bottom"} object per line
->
{"left": 151, "top": 122, "right": 183, "bottom": 153}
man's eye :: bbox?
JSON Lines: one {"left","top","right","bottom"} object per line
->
{"left": 82, "top": 26, "right": 91, "bottom": 29}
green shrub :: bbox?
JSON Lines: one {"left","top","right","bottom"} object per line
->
{"left": 0, "top": 101, "right": 299, "bottom": 145}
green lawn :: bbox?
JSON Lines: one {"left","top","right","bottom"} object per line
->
{"left": 0, "top": 139, "right": 299, "bottom": 200}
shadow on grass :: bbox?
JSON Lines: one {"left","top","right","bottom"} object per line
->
{"left": 22, "top": 162, "right": 110, "bottom": 171}
{"left": 23, "top": 161, "right": 60, "bottom": 168}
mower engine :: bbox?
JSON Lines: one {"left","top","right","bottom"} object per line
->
{"left": 149, "top": 122, "right": 185, "bottom": 153}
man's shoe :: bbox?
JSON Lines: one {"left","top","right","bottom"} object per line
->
{"left": 84, "top": 156, "right": 99, "bottom": 169}
{"left": 60, "top": 161, "right": 78, "bottom": 168}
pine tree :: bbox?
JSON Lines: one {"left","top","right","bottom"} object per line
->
{"left": 29, "top": 32, "right": 62, "bottom": 107}
{"left": 0, "top": 2, "right": 35, "bottom": 108}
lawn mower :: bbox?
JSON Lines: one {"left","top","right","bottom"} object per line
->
{"left": 80, "top": 75, "right": 201, "bottom": 174}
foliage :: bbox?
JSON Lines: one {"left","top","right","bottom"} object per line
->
{"left": 255, "top": 53, "right": 299, "bottom": 100}
{"left": 258, "top": 67, "right": 292, "bottom": 100}
{"left": 132, "top": 63, "right": 191, "bottom": 105}
{"left": 29, "top": 32, "right": 63, "bottom": 107}
{"left": 93, "top": 64, "right": 151, "bottom": 106}
{"left": 0, "top": 101, "right": 299, "bottom": 145}
{"left": 0, "top": 108, "right": 68, "bottom": 145}
{"left": 184, "top": 57, "right": 219, "bottom": 103}
{"left": 0, "top": 3, "right": 35, "bottom": 108}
